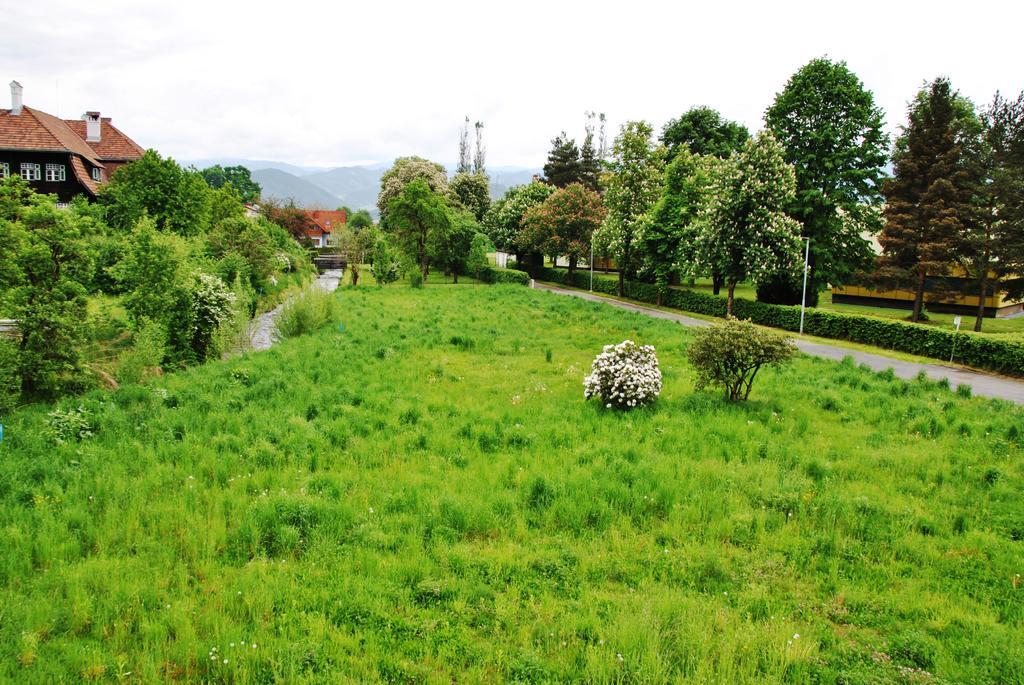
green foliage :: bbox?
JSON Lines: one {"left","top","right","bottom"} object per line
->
{"left": 0, "top": 285, "right": 1021, "bottom": 682}
{"left": 348, "top": 208, "right": 375, "bottom": 230}
{"left": 482, "top": 181, "right": 555, "bottom": 252}
{"left": 431, "top": 209, "right": 482, "bottom": 283}
{"left": 661, "top": 106, "right": 749, "bottom": 160}
{"left": 0, "top": 338, "right": 19, "bottom": 414}
{"left": 377, "top": 156, "right": 450, "bottom": 222}
{"left": 0, "top": 189, "right": 95, "bottom": 400}
{"left": 543, "top": 132, "right": 583, "bottom": 187}
{"left": 449, "top": 172, "right": 491, "bottom": 221}
{"left": 273, "top": 286, "right": 338, "bottom": 339}
{"left": 687, "top": 318, "right": 795, "bottom": 400}
{"left": 479, "top": 266, "right": 530, "bottom": 285}
{"left": 174, "top": 273, "right": 236, "bottom": 364}
{"left": 200, "top": 164, "right": 262, "bottom": 203}
{"left": 335, "top": 225, "right": 378, "bottom": 286}
{"left": 370, "top": 235, "right": 403, "bottom": 285}
{"left": 644, "top": 149, "right": 721, "bottom": 292}
{"left": 596, "top": 121, "right": 665, "bottom": 295}
{"left": 99, "top": 150, "right": 213, "bottom": 236}
{"left": 530, "top": 266, "right": 1024, "bottom": 374}
{"left": 114, "top": 217, "right": 188, "bottom": 325}
{"left": 44, "top": 404, "right": 96, "bottom": 444}
{"left": 466, "top": 233, "right": 490, "bottom": 279}
{"left": 116, "top": 318, "right": 168, "bottom": 385}
{"left": 766, "top": 58, "right": 888, "bottom": 296}
{"left": 386, "top": 177, "right": 452, "bottom": 279}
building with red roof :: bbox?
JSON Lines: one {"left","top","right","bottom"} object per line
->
{"left": 303, "top": 209, "right": 347, "bottom": 248}
{"left": 0, "top": 80, "right": 144, "bottom": 203}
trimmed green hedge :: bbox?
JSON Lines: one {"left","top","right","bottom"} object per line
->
{"left": 480, "top": 266, "right": 530, "bottom": 286}
{"left": 528, "top": 266, "right": 1024, "bottom": 376}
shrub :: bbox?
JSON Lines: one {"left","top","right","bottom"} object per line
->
{"left": 0, "top": 338, "right": 19, "bottom": 414}
{"left": 371, "top": 237, "right": 402, "bottom": 285}
{"left": 526, "top": 265, "right": 1024, "bottom": 375}
{"left": 479, "top": 266, "right": 529, "bottom": 286}
{"left": 45, "top": 405, "right": 96, "bottom": 444}
{"left": 408, "top": 269, "right": 424, "bottom": 289}
{"left": 583, "top": 340, "right": 662, "bottom": 409}
{"left": 117, "top": 318, "right": 168, "bottom": 385}
{"left": 274, "top": 286, "right": 338, "bottom": 340}
{"left": 688, "top": 318, "right": 795, "bottom": 401}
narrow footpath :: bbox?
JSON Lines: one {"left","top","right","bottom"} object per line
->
{"left": 248, "top": 269, "right": 343, "bottom": 352}
{"left": 535, "top": 282, "right": 1024, "bottom": 405}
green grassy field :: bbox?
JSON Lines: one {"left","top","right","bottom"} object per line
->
{"left": 1, "top": 284, "right": 1022, "bottom": 683}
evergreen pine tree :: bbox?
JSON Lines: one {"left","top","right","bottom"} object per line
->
{"left": 878, "top": 78, "right": 973, "bottom": 322}
{"left": 543, "top": 132, "right": 583, "bottom": 187}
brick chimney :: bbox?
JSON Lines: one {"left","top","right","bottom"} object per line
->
{"left": 10, "top": 81, "right": 22, "bottom": 116}
{"left": 83, "top": 111, "right": 101, "bottom": 142}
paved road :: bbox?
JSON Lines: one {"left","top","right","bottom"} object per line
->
{"left": 535, "top": 283, "right": 1024, "bottom": 404}
{"left": 248, "top": 269, "right": 343, "bottom": 351}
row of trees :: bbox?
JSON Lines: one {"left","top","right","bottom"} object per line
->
{"left": 482, "top": 58, "right": 1024, "bottom": 331}
{"left": 0, "top": 152, "right": 313, "bottom": 408}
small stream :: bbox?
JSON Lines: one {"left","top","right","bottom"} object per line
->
{"left": 247, "top": 269, "right": 343, "bottom": 352}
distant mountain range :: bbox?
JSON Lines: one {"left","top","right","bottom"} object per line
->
{"left": 185, "top": 158, "right": 542, "bottom": 215}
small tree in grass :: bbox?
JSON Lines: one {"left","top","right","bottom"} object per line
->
{"left": 466, "top": 233, "right": 490, "bottom": 279}
{"left": 687, "top": 319, "right": 795, "bottom": 401}
{"left": 370, "top": 235, "right": 402, "bottom": 285}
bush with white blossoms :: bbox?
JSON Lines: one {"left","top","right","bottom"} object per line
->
{"left": 583, "top": 340, "right": 663, "bottom": 409}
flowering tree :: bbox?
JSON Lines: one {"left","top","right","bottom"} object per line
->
{"left": 583, "top": 340, "right": 662, "bottom": 409}
{"left": 520, "top": 183, "right": 604, "bottom": 276}
{"left": 596, "top": 121, "right": 665, "bottom": 296}
{"left": 695, "top": 132, "right": 803, "bottom": 316}
{"left": 377, "top": 157, "right": 450, "bottom": 222}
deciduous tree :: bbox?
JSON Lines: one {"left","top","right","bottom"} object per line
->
{"left": 377, "top": 157, "right": 450, "bottom": 222}
{"left": 595, "top": 121, "right": 665, "bottom": 296}
{"left": 386, "top": 178, "right": 450, "bottom": 280}
{"left": 482, "top": 181, "right": 555, "bottom": 262}
{"left": 450, "top": 172, "right": 491, "bottom": 220}
{"left": 520, "top": 183, "right": 604, "bottom": 277}
{"left": 765, "top": 58, "right": 888, "bottom": 303}
{"left": 200, "top": 164, "right": 262, "bottom": 203}
{"left": 662, "top": 106, "right": 749, "bottom": 161}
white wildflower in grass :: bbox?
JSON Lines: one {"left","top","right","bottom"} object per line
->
{"left": 583, "top": 340, "right": 662, "bottom": 410}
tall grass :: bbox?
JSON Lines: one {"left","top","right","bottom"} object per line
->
{"left": 0, "top": 285, "right": 1021, "bottom": 683}
{"left": 273, "top": 285, "right": 338, "bottom": 340}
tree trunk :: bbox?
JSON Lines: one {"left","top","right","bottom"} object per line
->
{"left": 351, "top": 266, "right": 359, "bottom": 287}
{"left": 727, "top": 282, "right": 736, "bottom": 317}
{"left": 453, "top": 270, "right": 459, "bottom": 284}
{"left": 617, "top": 269, "right": 625, "bottom": 297}
{"left": 713, "top": 273, "right": 723, "bottom": 296}
{"left": 568, "top": 255, "right": 577, "bottom": 279}
{"left": 911, "top": 271, "right": 926, "bottom": 323}
{"left": 974, "top": 269, "right": 988, "bottom": 333}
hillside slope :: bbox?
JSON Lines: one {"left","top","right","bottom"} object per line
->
{"left": 251, "top": 168, "right": 342, "bottom": 208}
{"left": 1, "top": 285, "right": 1020, "bottom": 683}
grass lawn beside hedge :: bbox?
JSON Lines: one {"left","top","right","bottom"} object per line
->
{"left": 0, "top": 285, "right": 1021, "bottom": 683}
{"left": 532, "top": 267, "right": 1024, "bottom": 376}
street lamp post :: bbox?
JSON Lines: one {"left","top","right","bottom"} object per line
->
{"left": 799, "top": 237, "right": 811, "bottom": 335}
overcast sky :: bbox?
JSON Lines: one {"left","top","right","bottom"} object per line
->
{"left": 4, "top": 0, "right": 1022, "bottom": 169}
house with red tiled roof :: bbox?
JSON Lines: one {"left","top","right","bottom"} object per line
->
{"left": 0, "top": 80, "right": 144, "bottom": 204}
{"left": 303, "top": 209, "right": 347, "bottom": 248}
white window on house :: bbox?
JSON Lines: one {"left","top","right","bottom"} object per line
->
{"left": 45, "top": 164, "right": 66, "bottom": 182}
{"left": 20, "top": 163, "right": 41, "bottom": 181}
{"left": 0, "top": 162, "right": 8, "bottom": 178}
{"left": 91, "top": 167, "right": 102, "bottom": 182}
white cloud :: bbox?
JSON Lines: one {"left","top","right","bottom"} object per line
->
{"left": 3, "top": 0, "right": 1021, "bottom": 167}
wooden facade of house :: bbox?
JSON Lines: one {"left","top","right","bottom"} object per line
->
{"left": 0, "top": 81, "right": 143, "bottom": 203}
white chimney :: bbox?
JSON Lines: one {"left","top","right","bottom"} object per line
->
{"left": 83, "top": 111, "right": 101, "bottom": 142}
{"left": 10, "top": 81, "right": 23, "bottom": 116}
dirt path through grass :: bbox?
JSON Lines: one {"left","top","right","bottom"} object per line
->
{"left": 248, "top": 269, "right": 343, "bottom": 351}
{"left": 536, "top": 282, "right": 1024, "bottom": 404}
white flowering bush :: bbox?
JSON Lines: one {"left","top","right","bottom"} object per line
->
{"left": 583, "top": 340, "right": 663, "bottom": 409}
